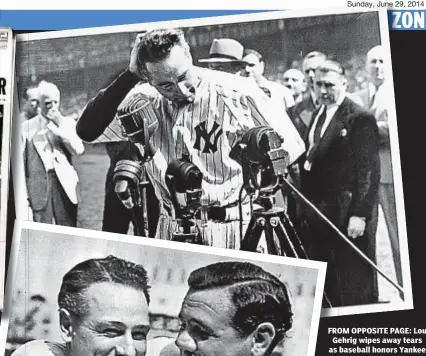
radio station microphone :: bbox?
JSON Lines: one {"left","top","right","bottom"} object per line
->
{"left": 116, "top": 90, "right": 159, "bottom": 160}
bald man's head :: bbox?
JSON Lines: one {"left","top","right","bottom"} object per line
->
{"left": 302, "top": 51, "right": 327, "bottom": 92}
{"left": 37, "top": 81, "right": 61, "bottom": 118}
{"left": 23, "top": 87, "right": 40, "bottom": 119}
{"left": 282, "top": 69, "right": 306, "bottom": 102}
{"left": 366, "top": 45, "right": 386, "bottom": 87}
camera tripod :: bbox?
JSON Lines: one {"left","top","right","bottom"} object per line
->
{"left": 240, "top": 179, "right": 308, "bottom": 259}
{"left": 172, "top": 214, "right": 204, "bottom": 245}
{"left": 241, "top": 177, "right": 333, "bottom": 307}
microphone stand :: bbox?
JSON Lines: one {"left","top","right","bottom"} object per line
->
{"left": 114, "top": 159, "right": 150, "bottom": 237}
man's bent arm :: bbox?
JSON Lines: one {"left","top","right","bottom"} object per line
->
{"left": 76, "top": 69, "right": 140, "bottom": 142}
{"left": 351, "top": 113, "right": 380, "bottom": 218}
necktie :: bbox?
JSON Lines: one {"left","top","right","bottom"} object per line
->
{"left": 369, "top": 90, "right": 376, "bottom": 110}
{"left": 307, "top": 106, "right": 327, "bottom": 163}
{"left": 260, "top": 86, "right": 272, "bottom": 98}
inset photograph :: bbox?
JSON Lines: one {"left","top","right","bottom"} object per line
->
{"left": 0, "top": 221, "right": 326, "bottom": 356}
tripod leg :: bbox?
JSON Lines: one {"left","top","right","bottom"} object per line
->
{"left": 279, "top": 216, "right": 333, "bottom": 307}
{"left": 273, "top": 218, "right": 299, "bottom": 257}
{"left": 241, "top": 216, "right": 264, "bottom": 252}
{"left": 281, "top": 211, "right": 310, "bottom": 259}
{"left": 265, "top": 223, "right": 280, "bottom": 255}
{"left": 139, "top": 168, "right": 149, "bottom": 236}
{"left": 131, "top": 208, "right": 143, "bottom": 236}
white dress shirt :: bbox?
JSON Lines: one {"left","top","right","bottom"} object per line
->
{"left": 368, "top": 81, "right": 390, "bottom": 113}
{"left": 35, "top": 116, "right": 56, "bottom": 171}
{"left": 310, "top": 91, "right": 319, "bottom": 108}
{"left": 304, "top": 93, "right": 346, "bottom": 171}
{"left": 368, "top": 82, "right": 378, "bottom": 109}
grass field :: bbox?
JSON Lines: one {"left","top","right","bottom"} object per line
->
{"left": 74, "top": 143, "right": 403, "bottom": 303}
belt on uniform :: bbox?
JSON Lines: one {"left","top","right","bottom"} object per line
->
{"left": 162, "top": 202, "right": 245, "bottom": 222}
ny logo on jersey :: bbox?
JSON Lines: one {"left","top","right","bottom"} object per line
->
{"left": 193, "top": 120, "right": 223, "bottom": 154}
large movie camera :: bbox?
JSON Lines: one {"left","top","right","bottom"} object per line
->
{"left": 230, "top": 126, "right": 308, "bottom": 258}
{"left": 230, "top": 126, "right": 289, "bottom": 204}
{"left": 165, "top": 154, "right": 205, "bottom": 245}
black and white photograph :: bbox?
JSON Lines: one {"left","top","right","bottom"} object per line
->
{"left": 11, "top": 8, "right": 411, "bottom": 315}
{"left": 0, "top": 27, "right": 15, "bottom": 313}
{"left": 0, "top": 221, "right": 326, "bottom": 356}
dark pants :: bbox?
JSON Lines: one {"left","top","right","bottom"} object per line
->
{"left": 304, "top": 195, "right": 379, "bottom": 307}
{"left": 33, "top": 171, "right": 77, "bottom": 227}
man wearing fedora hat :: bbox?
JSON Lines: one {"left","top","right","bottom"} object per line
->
{"left": 198, "top": 38, "right": 248, "bottom": 74}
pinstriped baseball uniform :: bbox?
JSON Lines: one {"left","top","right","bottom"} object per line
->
{"left": 121, "top": 68, "right": 305, "bottom": 249}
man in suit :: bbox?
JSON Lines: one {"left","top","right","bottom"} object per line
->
{"left": 21, "top": 81, "right": 84, "bottom": 226}
{"left": 285, "top": 52, "right": 326, "bottom": 231}
{"left": 300, "top": 60, "right": 380, "bottom": 307}
{"left": 282, "top": 68, "right": 306, "bottom": 105}
{"left": 19, "top": 86, "right": 40, "bottom": 122}
{"left": 354, "top": 45, "right": 402, "bottom": 295}
{"left": 287, "top": 51, "right": 326, "bottom": 138}
{"left": 241, "top": 48, "right": 295, "bottom": 112}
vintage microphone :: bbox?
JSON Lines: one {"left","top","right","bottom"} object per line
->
{"left": 113, "top": 90, "right": 159, "bottom": 237}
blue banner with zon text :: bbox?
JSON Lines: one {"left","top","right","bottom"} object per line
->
{"left": 389, "top": 10, "right": 426, "bottom": 30}
{"left": 0, "top": 10, "right": 426, "bottom": 30}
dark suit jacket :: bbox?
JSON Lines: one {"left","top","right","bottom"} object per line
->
{"left": 24, "top": 139, "right": 49, "bottom": 211}
{"left": 300, "top": 96, "right": 381, "bottom": 307}
{"left": 301, "top": 96, "right": 380, "bottom": 224}
{"left": 287, "top": 92, "right": 317, "bottom": 140}
{"left": 354, "top": 87, "right": 392, "bottom": 184}
{"left": 24, "top": 139, "right": 76, "bottom": 212}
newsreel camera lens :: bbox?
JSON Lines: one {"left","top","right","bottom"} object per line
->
{"left": 165, "top": 155, "right": 204, "bottom": 245}
{"left": 165, "top": 156, "right": 203, "bottom": 194}
{"left": 233, "top": 126, "right": 284, "bottom": 165}
{"left": 243, "top": 126, "right": 276, "bottom": 165}
{"left": 116, "top": 91, "right": 159, "bottom": 158}
{"left": 230, "top": 126, "right": 288, "bottom": 183}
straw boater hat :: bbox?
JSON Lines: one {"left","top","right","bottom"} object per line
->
{"left": 198, "top": 38, "right": 247, "bottom": 63}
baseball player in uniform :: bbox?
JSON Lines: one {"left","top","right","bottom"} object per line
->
{"left": 77, "top": 28, "right": 305, "bottom": 249}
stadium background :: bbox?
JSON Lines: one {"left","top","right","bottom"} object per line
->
{"left": 16, "top": 12, "right": 380, "bottom": 120}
